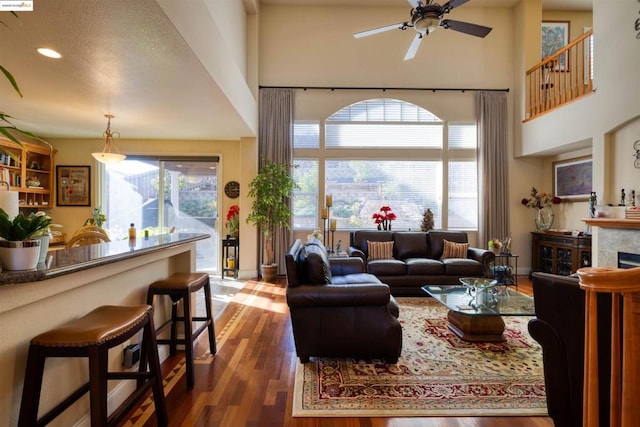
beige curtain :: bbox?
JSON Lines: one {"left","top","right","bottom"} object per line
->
{"left": 476, "top": 91, "right": 509, "bottom": 247}
{"left": 258, "top": 88, "right": 294, "bottom": 275}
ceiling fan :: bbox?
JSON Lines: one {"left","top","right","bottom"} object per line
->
{"left": 354, "top": 0, "right": 492, "bottom": 61}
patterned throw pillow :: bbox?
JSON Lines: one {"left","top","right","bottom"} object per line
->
{"left": 367, "top": 240, "right": 394, "bottom": 260}
{"left": 441, "top": 239, "right": 469, "bottom": 259}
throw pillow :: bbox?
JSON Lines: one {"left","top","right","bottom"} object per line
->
{"left": 441, "top": 239, "right": 469, "bottom": 259}
{"left": 367, "top": 240, "right": 394, "bottom": 260}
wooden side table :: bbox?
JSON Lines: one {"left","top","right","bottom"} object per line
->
{"left": 221, "top": 237, "right": 239, "bottom": 279}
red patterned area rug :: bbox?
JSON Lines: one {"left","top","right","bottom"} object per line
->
{"left": 293, "top": 297, "right": 547, "bottom": 417}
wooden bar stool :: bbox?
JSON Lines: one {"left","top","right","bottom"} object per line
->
{"left": 144, "top": 272, "right": 216, "bottom": 389}
{"left": 18, "top": 305, "right": 168, "bottom": 427}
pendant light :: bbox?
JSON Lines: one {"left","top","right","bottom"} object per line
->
{"left": 92, "top": 114, "right": 126, "bottom": 164}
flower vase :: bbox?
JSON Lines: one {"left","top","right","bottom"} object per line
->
{"left": 35, "top": 234, "right": 51, "bottom": 264}
{"left": 535, "top": 206, "right": 554, "bottom": 231}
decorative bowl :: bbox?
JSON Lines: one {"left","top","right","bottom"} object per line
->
{"left": 459, "top": 277, "right": 498, "bottom": 289}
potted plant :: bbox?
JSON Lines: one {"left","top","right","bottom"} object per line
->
{"left": 246, "top": 160, "right": 298, "bottom": 282}
{"left": 0, "top": 208, "right": 52, "bottom": 270}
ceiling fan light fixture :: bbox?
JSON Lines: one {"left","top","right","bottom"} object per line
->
{"left": 414, "top": 16, "right": 440, "bottom": 35}
{"left": 92, "top": 114, "right": 126, "bottom": 164}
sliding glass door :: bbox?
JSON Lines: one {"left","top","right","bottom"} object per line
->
{"left": 102, "top": 157, "right": 219, "bottom": 272}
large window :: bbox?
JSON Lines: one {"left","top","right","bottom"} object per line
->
{"left": 101, "top": 157, "right": 219, "bottom": 272}
{"left": 292, "top": 98, "right": 477, "bottom": 231}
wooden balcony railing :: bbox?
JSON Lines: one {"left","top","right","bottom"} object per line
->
{"left": 525, "top": 29, "right": 594, "bottom": 121}
{"left": 577, "top": 267, "right": 640, "bottom": 427}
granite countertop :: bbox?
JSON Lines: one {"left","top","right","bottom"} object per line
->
{"left": 0, "top": 233, "right": 210, "bottom": 286}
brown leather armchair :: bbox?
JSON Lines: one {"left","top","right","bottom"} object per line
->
{"left": 285, "top": 239, "right": 402, "bottom": 363}
{"left": 528, "top": 272, "right": 612, "bottom": 427}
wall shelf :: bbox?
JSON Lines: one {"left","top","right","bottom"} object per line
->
{"left": 0, "top": 138, "right": 56, "bottom": 210}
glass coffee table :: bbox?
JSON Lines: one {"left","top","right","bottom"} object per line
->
{"left": 421, "top": 284, "right": 535, "bottom": 342}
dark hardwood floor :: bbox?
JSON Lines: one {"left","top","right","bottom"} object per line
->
{"left": 128, "top": 277, "right": 553, "bottom": 427}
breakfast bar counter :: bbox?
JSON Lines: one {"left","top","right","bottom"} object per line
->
{"left": 0, "top": 232, "right": 210, "bottom": 426}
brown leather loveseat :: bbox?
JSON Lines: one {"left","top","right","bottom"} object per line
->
{"left": 347, "top": 230, "right": 495, "bottom": 295}
{"left": 285, "top": 238, "right": 402, "bottom": 363}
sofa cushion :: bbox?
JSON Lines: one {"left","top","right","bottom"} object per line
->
{"left": 299, "top": 239, "right": 332, "bottom": 284}
{"left": 367, "top": 259, "right": 407, "bottom": 276}
{"left": 331, "top": 273, "right": 381, "bottom": 285}
{"left": 393, "top": 232, "right": 429, "bottom": 259}
{"left": 441, "top": 239, "right": 469, "bottom": 258}
{"left": 442, "top": 258, "right": 484, "bottom": 276}
{"left": 367, "top": 240, "right": 394, "bottom": 260}
{"left": 405, "top": 258, "right": 445, "bottom": 275}
{"left": 428, "top": 231, "right": 469, "bottom": 258}
{"left": 350, "top": 230, "right": 394, "bottom": 257}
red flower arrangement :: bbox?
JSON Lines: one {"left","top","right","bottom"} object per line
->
{"left": 372, "top": 205, "right": 396, "bottom": 230}
{"left": 521, "top": 187, "right": 561, "bottom": 209}
{"left": 226, "top": 205, "right": 240, "bottom": 235}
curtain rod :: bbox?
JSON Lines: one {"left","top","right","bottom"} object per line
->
{"left": 259, "top": 85, "right": 509, "bottom": 93}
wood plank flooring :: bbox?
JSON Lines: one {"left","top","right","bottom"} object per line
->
{"left": 128, "top": 277, "right": 554, "bottom": 427}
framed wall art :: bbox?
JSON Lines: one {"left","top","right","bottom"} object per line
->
{"left": 57, "top": 165, "right": 91, "bottom": 206}
{"left": 541, "top": 21, "right": 570, "bottom": 71}
{"left": 553, "top": 156, "right": 592, "bottom": 201}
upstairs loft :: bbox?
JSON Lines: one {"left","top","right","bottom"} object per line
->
{"left": 524, "top": 29, "right": 594, "bottom": 122}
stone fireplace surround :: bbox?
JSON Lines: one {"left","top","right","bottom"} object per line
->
{"left": 583, "top": 219, "right": 640, "bottom": 268}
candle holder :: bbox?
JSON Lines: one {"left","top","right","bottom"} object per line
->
{"left": 329, "top": 230, "right": 335, "bottom": 254}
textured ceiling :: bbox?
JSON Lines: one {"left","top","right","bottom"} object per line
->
{"left": 0, "top": 0, "right": 252, "bottom": 140}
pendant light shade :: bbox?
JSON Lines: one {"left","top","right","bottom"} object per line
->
{"left": 92, "top": 114, "right": 126, "bottom": 164}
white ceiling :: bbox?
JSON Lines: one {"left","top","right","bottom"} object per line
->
{"left": 0, "top": 0, "right": 591, "bottom": 142}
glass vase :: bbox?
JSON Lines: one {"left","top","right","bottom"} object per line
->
{"left": 535, "top": 206, "right": 554, "bottom": 231}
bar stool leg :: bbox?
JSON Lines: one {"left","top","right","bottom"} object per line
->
{"left": 143, "top": 316, "right": 168, "bottom": 426}
{"left": 170, "top": 301, "right": 179, "bottom": 356}
{"left": 88, "top": 346, "right": 109, "bottom": 426}
{"left": 18, "top": 346, "right": 46, "bottom": 427}
{"left": 203, "top": 279, "right": 217, "bottom": 355}
{"left": 183, "top": 292, "right": 195, "bottom": 389}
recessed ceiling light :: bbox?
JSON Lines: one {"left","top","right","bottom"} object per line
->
{"left": 37, "top": 48, "right": 62, "bottom": 59}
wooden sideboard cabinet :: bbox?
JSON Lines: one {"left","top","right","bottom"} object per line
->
{"left": 531, "top": 231, "right": 592, "bottom": 276}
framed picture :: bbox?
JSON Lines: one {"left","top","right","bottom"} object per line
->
{"left": 553, "top": 157, "right": 592, "bottom": 201}
{"left": 57, "top": 165, "right": 91, "bottom": 206}
{"left": 541, "top": 21, "right": 570, "bottom": 71}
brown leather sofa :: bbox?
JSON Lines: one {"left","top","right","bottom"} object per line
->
{"left": 528, "top": 272, "right": 612, "bottom": 427}
{"left": 285, "top": 238, "right": 402, "bottom": 363}
{"left": 347, "top": 230, "right": 495, "bottom": 295}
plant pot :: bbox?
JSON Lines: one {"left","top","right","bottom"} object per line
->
{"left": 0, "top": 240, "right": 41, "bottom": 270}
{"left": 260, "top": 263, "right": 278, "bottom": 283}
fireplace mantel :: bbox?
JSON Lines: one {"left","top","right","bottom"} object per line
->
{"left": 583, "top": 218, "right": 640, "bottom": 230}
{"left": 582, "top": 219, "right": 640, "bottom": 268}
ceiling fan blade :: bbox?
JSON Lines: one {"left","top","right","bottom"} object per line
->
{"left": 442, "top": 0, "right": 470, "bottom": 11}
{"left": 441, "top": 19, "right": 492, "bottom": 38}
{"left": 404, "top": 33, "right": 423, "bottom": 61}
{"left": 405, "top": 0, "right": 422, "bottom": 7}
{"left": 354, "top": 22, "right": 405, "bottom": 39}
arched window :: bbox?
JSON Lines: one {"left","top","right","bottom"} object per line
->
{"left": 293, "top": 98, "right": 477, "bottom": 231}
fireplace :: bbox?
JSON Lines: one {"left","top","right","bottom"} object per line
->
{"left": 618, "top": 252, "right": 640, "bottom": 269}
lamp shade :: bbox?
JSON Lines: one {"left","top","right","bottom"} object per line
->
{"left": 93, "top": 114, "right": 125, "bottom": 164}
{"left": 92, "top": 152, "right": 126, "bottom": 164}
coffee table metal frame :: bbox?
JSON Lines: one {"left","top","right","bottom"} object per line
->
{"left": 421, "top": 284, "right": 535, "bottom": 342}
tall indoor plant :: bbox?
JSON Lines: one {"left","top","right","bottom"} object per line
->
{"left": 246, "top": 160, "right": 297, "bottom": 282}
